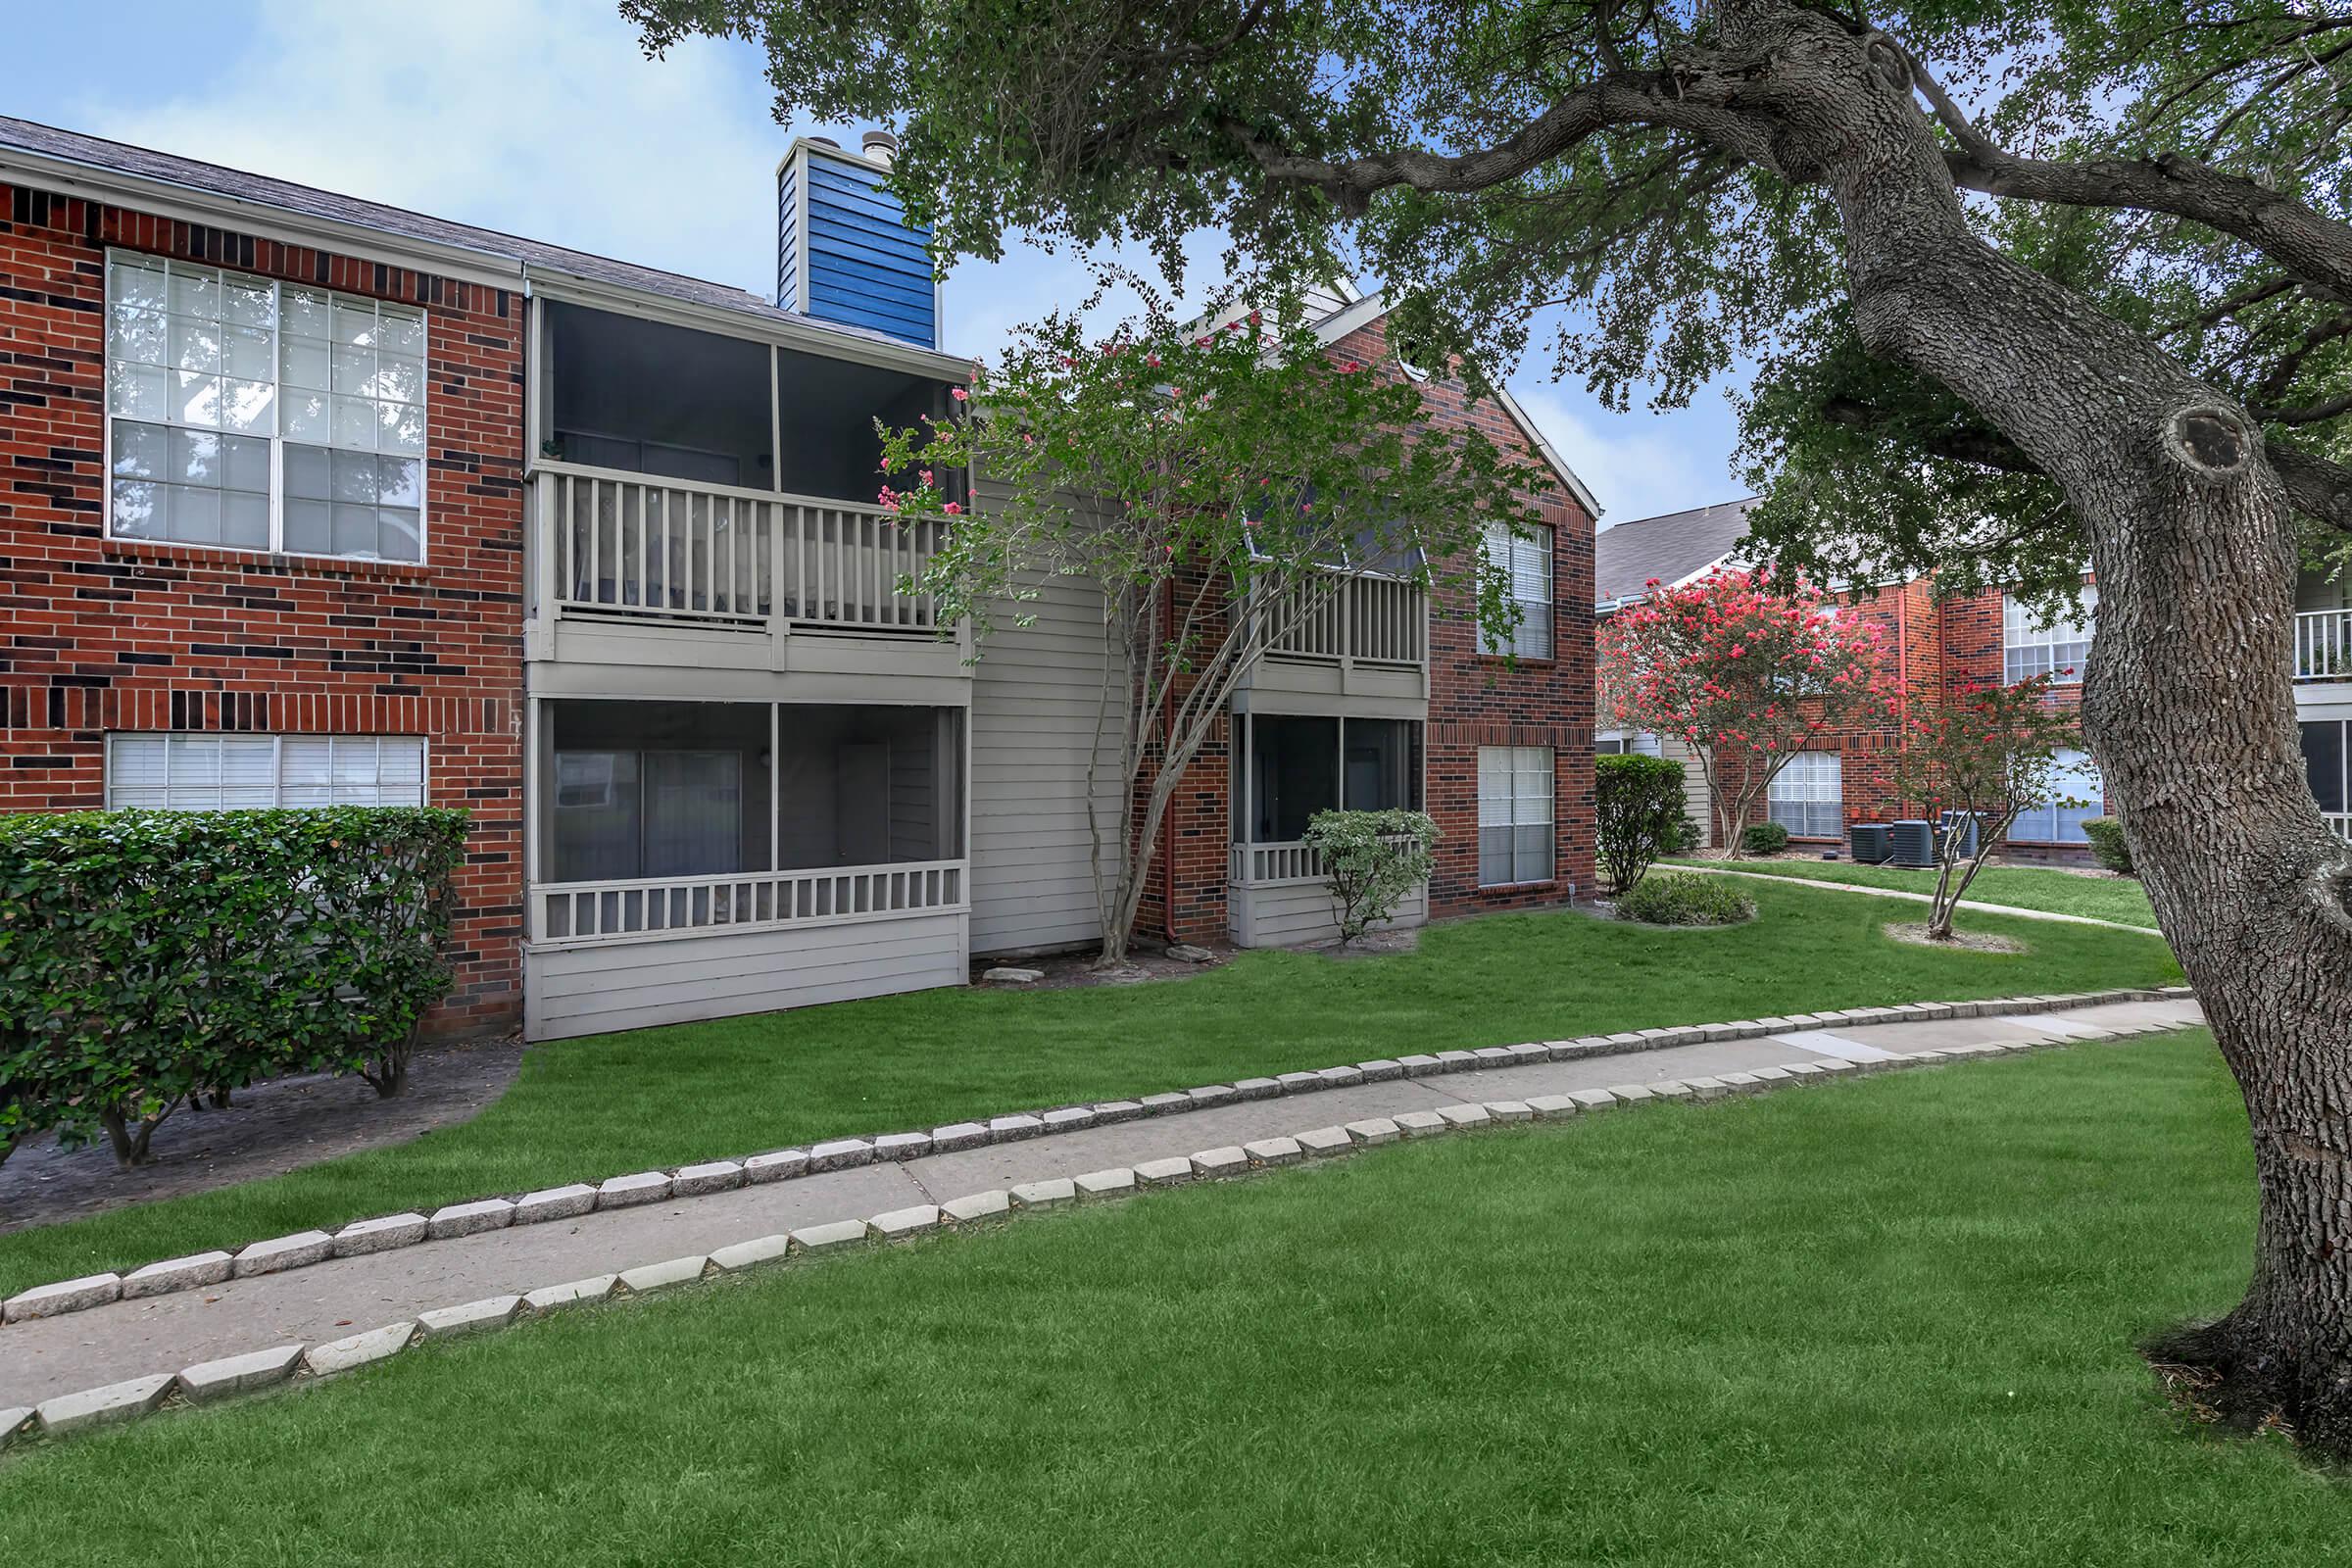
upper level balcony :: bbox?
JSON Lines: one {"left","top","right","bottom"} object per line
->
{"left": 1239, "top": 570, "right": 1429, "bottom": 707}
{"left": 2295, "top": 606, "right": 2351, "bottom": 684}
{"left": 524, "top": 296, "right": 970, "bottom": 692}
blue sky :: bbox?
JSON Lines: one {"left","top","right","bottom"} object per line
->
{"left": 6, "top": 0, "right": 1750, "bottom": 526}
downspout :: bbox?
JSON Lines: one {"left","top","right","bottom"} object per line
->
{"left": 1160, "top": 574, "right": 1181, "bottom": 945}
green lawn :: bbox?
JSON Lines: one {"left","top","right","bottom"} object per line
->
{"left": 0, "top": 881, "right": 2180, "bottom": 1298}
{"left": 1667, "top": 857, "right": 2160, "bottom": 928}
{"left": 2, "top": 1030, "right": 2325, "bottom": 1566}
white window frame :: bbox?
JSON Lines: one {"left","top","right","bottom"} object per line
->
{"left": 2003, "top": 587, "right": 2096, "bottom": 685}
{"left": 2007, "top": 747, "right": 2104, "bottom": 845}
{"left": 1477, "top": 745, "right": 1554, "bottom": 886}
{"left": 105, "top": 733, "right": 429, "bottom": 811}
{"left": 102, "top": 249, "right": 430, "bottom": 564}
{"left": 1768, "top": 750, "right": 1842, "bottom": 839}
{"left": 1481, "top": 522, "right": 1554, "bottom": 661}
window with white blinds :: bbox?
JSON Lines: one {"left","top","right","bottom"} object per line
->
{"left": 2003, "top": 588, "right": 2095, "bottom": 684}
{"left": 1477, "top": 746, "right": 1553, "bottom": 885}
{"left": 1768, "top": 750, "right": 1842, "bottom": 839}
{"left": 105, "top": 252, "right": 426, "bottom": 562}
{"left": 106, "top": 735, "right": 426, "bottom": 810}
{"left": 1481, "top": 522, "right": 1553, "bottom": 660}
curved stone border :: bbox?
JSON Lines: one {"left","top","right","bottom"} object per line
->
{"left": 0, "top": 985, "right": 2191, "bottom": 1331}
{"left": 0, "top": 1012, "right": 2191, "bottom": 1455}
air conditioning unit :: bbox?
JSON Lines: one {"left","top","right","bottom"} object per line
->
{"left": 1889, "top": 819, "right": 1936, "bottom": 867}
{"left": 1848, "top": 823, "right": 1892, "bottom": 864}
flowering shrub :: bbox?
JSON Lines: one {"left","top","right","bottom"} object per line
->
{"left": 1302, "top": 808, "right": 1440, "bottom": 944}
{"left": 1600, "top": 568, "right": 1895, "bottom": 855}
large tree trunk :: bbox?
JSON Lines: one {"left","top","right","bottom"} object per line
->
{"left": 1719, "top": 2, "right": 2352, "bottom": 1445}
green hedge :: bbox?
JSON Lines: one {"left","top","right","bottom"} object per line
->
{"left": 2082, "top": 817, "right": 2134, "bottom": 875}
{"left": 1595, "top": 754, "right": 1687, "bottom": 891}
{"left": 1740, "top": 820, "right": 1791, "bottom": 856}
{"left": 0, "top": 808, "right": 467, "bottom": 1168}
{"left": 1614, "top": 871, "right": 1757, "bottom": 928}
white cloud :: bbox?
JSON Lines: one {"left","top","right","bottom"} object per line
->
{"left": 85, "top": 0, "right": 791, "bottom": 300}
{"left": 1504, "top": 381, "right": 1748, "bottom": 526}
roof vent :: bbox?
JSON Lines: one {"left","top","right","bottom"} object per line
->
{"left": 776, "top": 134, "right": 938, "bottom": 348}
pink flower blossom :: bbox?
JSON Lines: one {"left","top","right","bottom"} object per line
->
{"left": 942, "top": 501, "right": 961, "bottom": 516}
{"left": 950, "top": 386, "right": 968, "bottom": 403}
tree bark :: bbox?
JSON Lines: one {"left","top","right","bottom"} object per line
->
{"left": 1710, "top": 0, "right": 2352, "bottom": 1446}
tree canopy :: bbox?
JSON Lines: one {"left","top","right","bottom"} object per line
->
{"left": 627, "top": 0, "right": 2352, "bottom": 601}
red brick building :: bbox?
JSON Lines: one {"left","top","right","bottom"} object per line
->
{"left": 3, "top": 121, "right": 1601, "bottom": 1042}
{"left": 1138, "top": 289, "right": 1600, "bottom": 945}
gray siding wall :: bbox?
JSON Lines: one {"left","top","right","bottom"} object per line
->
{"left": 526, "top": 912, "right": 967, "bottom": 1041}
{"left": 1659, "top": 734, "right": 1714, "bottom": 849}
{"left": 969, "top": 571, "right": 1124, "bottom": 955}
{"left": 1229, "top": 880, "right": 1427, "bottom": 948}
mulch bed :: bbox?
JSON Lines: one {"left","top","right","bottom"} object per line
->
{"left": 0, "top": 1038, "right": 526, "bottom": 1236}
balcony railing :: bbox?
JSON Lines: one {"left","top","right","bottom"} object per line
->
{"left": 1256, "top": 573, "right": 1427, "bottom": 667}
{"left": 530, "top": 858, "right": 966, "bottom": 946}
{"left": 1229, "top": 835, "right": 1423, "bottom": 886}
{"left": 535, "top": 461, "right": 948, "bottom": 635}
{"left": 2296, "top": 608, "right": 2352, "bottom": 681}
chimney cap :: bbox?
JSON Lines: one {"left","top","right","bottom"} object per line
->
{"left": 861, "top": 129, "right": 901, "bottom": 168}
{"left": 808, "top": 135, "right": 840, "bottom": 149}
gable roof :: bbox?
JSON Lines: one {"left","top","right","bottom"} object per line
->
{"left": 1593, "top": 497, "right": 1756, "bottom": 608}
{"left": 0, "top": 115, "right": 967, "bottom": 374}
{"left": 1304, "top": 290, "right": 1602, "bottom": 521}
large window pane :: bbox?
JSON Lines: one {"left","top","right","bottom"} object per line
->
{"left": 1769, "top": 751, "right": 1842, "bottom": 839}
{"left": 547, "top": 702, "right": 773, "bottom": 883}
{"left": 1477, "top": 746, "right": 1553, "bottom": 885}
{"left": 1481, "top": 523, "right": 1554, "bottom": 659}
{"left": 105, "top": 251, "right": 428, "bottom": 559}
{"left": 1341, "top": 718, "right": 1420, "bottom": 811}
{"left": 2009, "top": 748, "right": 2104, "bottom": 843}
{"left": 2004, "top": 588, "right": 2096, "bottom": 684}
{"left": 1249, "top": 715, "right": 1340, "bottom": 842}
{"left": 2304, "top": 720, "right": 2347, "bottom": 814}
{"left": 105, "top": 734, "right": 425, "bottom": 810}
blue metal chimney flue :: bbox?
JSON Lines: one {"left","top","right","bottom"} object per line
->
{"left": 776, "top": 131, "right": 939, "bottom": 349}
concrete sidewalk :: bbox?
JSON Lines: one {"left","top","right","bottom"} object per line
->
{"left": 0, "top": 995, "right": 2203, "bottom": 1415}
{"left": 1668, "top": 863, "right": 2165, "bottom": 934}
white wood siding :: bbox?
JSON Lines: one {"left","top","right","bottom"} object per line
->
{"left": 969, "top": 571, "right": 1124, "bottom": 954}
{"left": 1659, "top": 734, "right": 1713, "bottom": 849}
{"left": 525, "top": 912, "right": 967, "bottom": 1040}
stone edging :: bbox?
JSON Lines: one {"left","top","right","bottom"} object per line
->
{"left": 0, "top": 1006, "right": 2193, "bottom": 1455}
{"left": 0, "top": 986, "right": 2191, "bottom": 1333}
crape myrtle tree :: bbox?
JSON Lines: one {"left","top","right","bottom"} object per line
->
{"left": 874, "top": 308, "right": 1544, "bottom": 964}
{"left": 1598, "top": 569, "right": 1893, "bottom": 854}
{"left": 627, "top": 0, "right": 2352, "bottom": 1446}
{"left": 1888, "top": 673, "right": 2082, "bottom": 941}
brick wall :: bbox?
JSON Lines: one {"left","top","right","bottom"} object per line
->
{"left": 1136, "top": 312, "right": 1598, "bottom": 942}
{"left": 0, "top": 183, "right": 526, "bottom": 1033}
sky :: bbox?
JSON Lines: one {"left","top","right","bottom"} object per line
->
{"left": 4, "top": 0, "right": 1752, "bottom": 527}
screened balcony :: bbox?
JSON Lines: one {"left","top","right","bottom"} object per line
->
{"left": 531, "top": 698, "right": 964, "bottom": 946}
{"left": 529, "top": 301, "right": 962, "bottom": 643}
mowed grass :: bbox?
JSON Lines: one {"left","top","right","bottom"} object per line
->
{"left": 1668, "top": 857, "right": 2160, "bottom": 927}
{"left": 0, "top": 881, "right": 2180, "bottom": 1298}
{"left": 0, "top": 1030, "right": 2328, "bottom": 1567}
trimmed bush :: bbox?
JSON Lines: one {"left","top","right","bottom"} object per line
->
{"left": 1303, "top": 808, "right": 1440, "bottom": 944}
{"left": 1595, "top": 754, "right": 1686, "bottom": 892}
{"left": 1740, "top": 820, "right": 1790, "bottom": 856}
{"left": 2082, "top": 816, "right": 2134, "bottom": 875}
{"left": 0, "top": 808, "right": 467, "bottom": 1167}
{"left": 1614, "top": 871, "right": 1757, "bottom": 928}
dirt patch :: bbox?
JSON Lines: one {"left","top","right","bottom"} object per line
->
{"left": 1883, "top": 921, "right": 2026, "bottom": 954}
{"left": 0, "top": 1037, "right": 525, "bottom": 1236}
{"left": 1305, "top": 927, "right": 1423, "bottom": 959}
{"left": 969, "top": 941, "right": 1236, "bottom": 992}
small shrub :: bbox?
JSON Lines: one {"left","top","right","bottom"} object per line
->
{"left": 1595, "top": 754, "right": 1686, "bottom": 891}
{"left": 1303, "top": 808, "right": 1440, "bottom": 944}
{"left": 1740, "top": 820, "right": 1790, "bottom": 856}
{"left": 1615, "top": 871, "right": 1756, "bottom": 927}
{"left": 0, "top": 808, "right": 468, "bottom": 1166}
{"left": 2082, "top": 816, "right": 2134, "bottom": 875}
